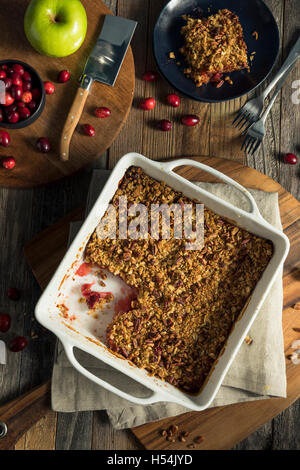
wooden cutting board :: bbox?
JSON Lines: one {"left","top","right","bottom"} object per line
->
{"left": 24, "top": 156, "right": 300, "bottom": 450}
{"left": 0, "top": 0, "right": 134, "bottom": 188}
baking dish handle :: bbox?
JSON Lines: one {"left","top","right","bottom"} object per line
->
{"left": 63, "top": 342, "right": 167, "bottom": 405}
{"left": 162, "top": 159, "right": 262, "bottom": 219}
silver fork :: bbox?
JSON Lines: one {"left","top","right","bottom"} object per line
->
{"left": 233, "top": 36, "right": 300, "bottom": 130}
{"left": 241, "top": 70, "right": 290, "bottom": 155}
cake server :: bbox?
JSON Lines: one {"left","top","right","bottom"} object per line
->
{"left": 60, "top": 15, "right": 137, "bottom": 161}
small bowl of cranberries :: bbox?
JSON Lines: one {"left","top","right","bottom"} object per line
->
{"left": 0, "top": 59, "right": 45, "bottom": 129}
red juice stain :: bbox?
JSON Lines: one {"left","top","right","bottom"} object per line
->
{"left": 81, "top": 283, "right": 112, "bottom": 309}
{"left": 76, "top": 263, "right": 92, "bottom": 276}
{"left": 114, "top": 288, "right": 138, "bottom": 315}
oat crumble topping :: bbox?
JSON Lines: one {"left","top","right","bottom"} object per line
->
{"left": 84, "top": 166, "right": 273, "bottom": 393}
{"left": 180, "top": 9, "right": 249, "bottom": 87}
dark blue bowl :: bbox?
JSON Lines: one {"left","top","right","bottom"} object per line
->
{"left": 153, "top": 0, "right": 280, "bottom": 102}
{"left": 0, "top": 59, "right": 45, "bottom": 129}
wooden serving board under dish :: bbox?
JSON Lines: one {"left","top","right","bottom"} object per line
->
{"left": 7, "top": 155, "right": 299, "bottom": 450}
{"left": 0, "top": 0, "right": 134, "bottom": 188}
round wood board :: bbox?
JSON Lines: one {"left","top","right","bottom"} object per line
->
{"left": 0, "top": 0, "right": 135, "bottom": 188}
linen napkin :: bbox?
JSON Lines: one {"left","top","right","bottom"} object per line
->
{"left": 51, "top": 170, "right": 286, "bottom": 429}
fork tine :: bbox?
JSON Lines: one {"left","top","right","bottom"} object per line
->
{"left": 237, "top": 113, "right": 252, "bottom": 130}
{"left": 251, "top": 140, "right": 261, "bottom": 155}
{"left": 243, "top": 136, "right": 252, "bottom": 153}
{"left": 234, "top": 112, "right": 248, "bottom": 129}
{"left": 232, "top": 111, "right": 243, "bottom": 125}
{"left": 233, "top": 111, "right": 248, "bottom": 127}
{"left": 241, "top": 120, "right": 253, "bottom": 135}
{"left": 241, "top": 135, "right": 250, "bottom": 152}
{"left": 247, "top": 137, "right": 257, "bottom": 154}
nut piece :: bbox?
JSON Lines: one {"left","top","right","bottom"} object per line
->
{"left": 194, "top": 435, "right": 205, "bottom": 444}
{"left": 244, "top": 335, "right": 253, "bottom": 345}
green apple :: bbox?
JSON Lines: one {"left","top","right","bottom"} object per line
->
{"left": 24, "top": 0, "right": 87, "bottom": 58}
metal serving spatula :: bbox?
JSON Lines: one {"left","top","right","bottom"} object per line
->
{"left": 60, "top": 15, "right": 137, "bottom": 161}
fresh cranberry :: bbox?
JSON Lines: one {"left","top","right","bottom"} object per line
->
{"left": 23, "top": 81, "right": 32, "bottom": 92}
{"left": 11, "top": 85, "right": 23, "bottom": 100}
{"left": 83, "top": 124, "right": 95, "bottom": 136}
{"left": 16, "top": 101, "right": 26, "bottom": 109}
{"left": 0, "top": 314, "right": 11, "bottom": 333}
{"left": 12, "top": 64, "right": 24, "bottom": 76}
{"left": 44, "top": 81, "right": 55, "bottom": 94}
{"left": 11, "top": 72, "right": 23, "bottom": 87}
{"left": 7, "top": 287, "right": 21, "bottom": 300}
{"left": 7, "top": 110, "right": 19, "bottom": 124}
{"left": 19, "top": 107, "right": 30, "bottom": 120}
{"left": 167, "top": 93, "right": 180, "bottom": 107}
{"left": 22, "top": 71, "right": 31, "bottom": 82}
{"left": 31, "top": 88, "right": 41, "bottom": 101}
{"left": 36, "top": 137, "right": 51, "bottom": 153}
{"left": 1, "top": 64, "right": 8, "bottom": 71}
{"left": 283, "top": 153, "right": 298, "bottom": 165}
{"left": 0, "top": 130, "right": 10, "bottom": 147}
{"left": 7, "top": 68, "right": 15, "bottom": 77}
{"left": 28, "top": 100, "right": 37, "bottom": 112}
{"left": 2, "top": 157, "right": 15, "bottom": 170}
{"left": 142, "top": 71, "right": 158, "bottom": 82}
{"left": 21, "top": 91, "right": 32, "bottom": 103}
{"left": 94, "top": 106, "right": 111, "bottom": 118}
{"left": 0, "top": 70, "right": 6, "bottom": 80}
{"left": 139, "top": 97, "right": 156, "bottom": 110}
{"left": 4, "top": 77, "right": 13, "bottom": 90}
{"left": 181, "top": 114, "right": 200, "bottom": 126}
{"left": 3, "top": 92, "right": 14, "bottom": 107}
{"left": 9, "top": 336, "right": 27, "bottom": 352}
{"left": 159, "top": 119, "right": 172, "bottom": 131}
{"left": 57, "top": 70, "right": 70, "bottom": 83}
{"left": 6, "top": 104, "right": 18, "bottom": 114}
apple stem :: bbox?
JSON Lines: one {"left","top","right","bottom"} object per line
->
{"left": 49, "top": 13, "right": 60, "bottom": 23}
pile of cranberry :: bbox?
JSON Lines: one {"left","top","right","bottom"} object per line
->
{"left": 0, "top": 288, "right": 27, "bottom": 353}
{"left": 0, "top": 63, "right": 41, "bottom": 125}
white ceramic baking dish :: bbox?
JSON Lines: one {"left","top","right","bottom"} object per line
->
{"left": 35, "top": 152, "right": 289, "bottom": 411}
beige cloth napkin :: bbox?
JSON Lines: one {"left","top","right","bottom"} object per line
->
{"left": 51, "top": 170, "right": 286, "bottom": 429}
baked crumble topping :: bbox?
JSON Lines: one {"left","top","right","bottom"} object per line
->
{"left": 84, "top": 166, "right": 273, "bottom": 393}
{"left": 180, "top": 9, "right": 249, "bottom": 87}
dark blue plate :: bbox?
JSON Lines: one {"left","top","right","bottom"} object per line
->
{"left": 153, "top": 0, "right": 280, "bottom": 102}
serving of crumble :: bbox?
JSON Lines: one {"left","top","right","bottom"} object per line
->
{"left": 84, "top": 167, "right": 272, "bottom": 393}
{"left": 180, "top": 9, "right": 249, "bottom": 88}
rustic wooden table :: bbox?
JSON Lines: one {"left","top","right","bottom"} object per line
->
{"left": 0, "top": 0, "right": 299, "bottom": 450}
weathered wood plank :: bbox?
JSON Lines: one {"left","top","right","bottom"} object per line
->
{"left": 92, "top": 411, "right": 142, "bottom": 450}
{"left": 15, "top": 412, "right": 57, "bottom": 450}
{"left": 109, "top": 0, "right": 150, "bottom": 168}
{"left": 245, "top": 0, "right": 284, "bottom": 182}
{"left": 55, "top": 412, "right": 93, "bottom": 450}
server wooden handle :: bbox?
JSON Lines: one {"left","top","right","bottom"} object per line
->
{"left": 60, "top": 87, "right": 89, "bottom": 161}
{"left": 0, "top": 380, "right": 51, "bottom": 450}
